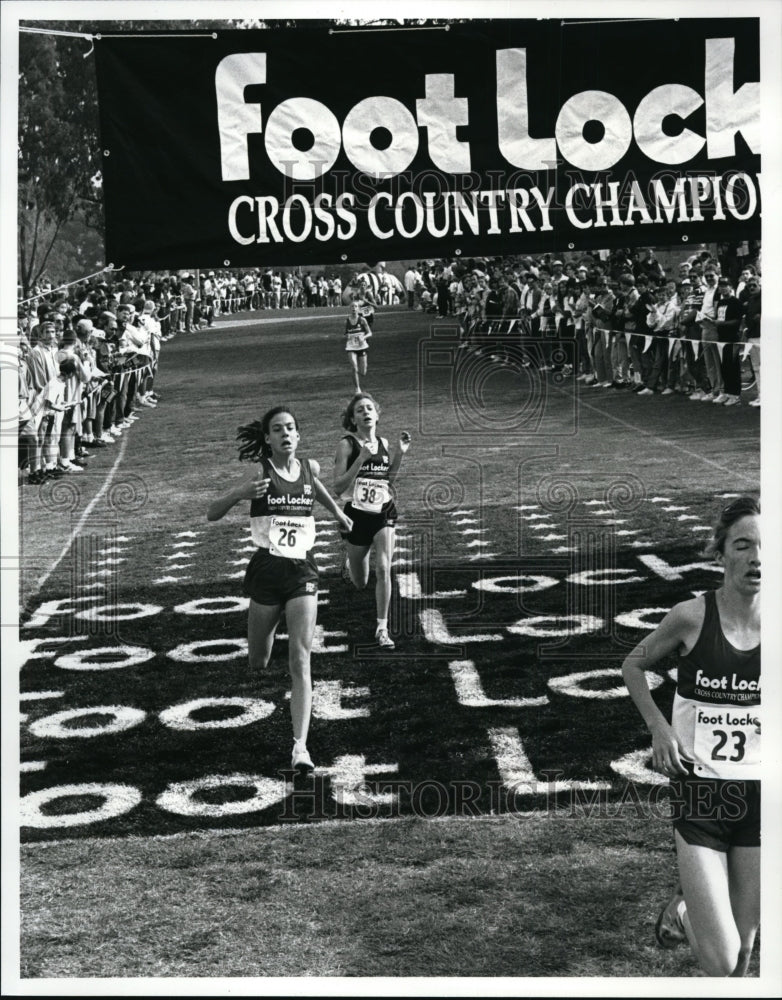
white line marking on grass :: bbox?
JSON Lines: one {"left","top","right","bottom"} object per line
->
{"left": 460, "top": 529, "right": 485, "bottom": 536}
{"left": 154, "top": 576, "right": 192, "bottom": 584}
{"left": 421, "top": 610, "right": 502, "bottom": 644}
{"left": 20, "top": 691, "right": 64, "bottom": 701}
{"left": 236, "top": 545, "right": 257, "bottom": 553}
{"left": 455, "top": 518, "right": 478, "bottom": 525}
{"left": 524, "top": 513, "right": 552, "bottom": 520}
{"left": 229, "top": 559, "right": 249, "bottom": 567}
{"left": 489, "top": 727, "right": 611, "bottom": 793}
{"left": 81, "top": 582, "right": 106, "bottom": 591}
{"left": 468, "top": 552, "right": 501, "bottom": 560}
{"left": 677, "top": 514, "right": 699, "bottom": 521}
{"left": 452, "top": 509, "right": 475, "bottom": 516}
{"left": 564, "top": 399, "right": 754, "bottom": 477}
{"left": 615, "top": 530, "right": 641, "bottom": 536}
{"left": 603, "top": 519, "right": 628, "bottom": 524}
{"left": 514, "top": 505, "right": 540, "bottom": 511}
{"left": 539, "top": 533, "right": 566, "bottom": 541}
{"left": 718, "top": 493, "right": 741, "bottom": 498}
{"left": 529, "top": 524, "right": 555, "bottom": 532}
{"left": 171, "top": 541, "right": 198, "bottom": 549}
{"left": 663, "top": 505, "right": 688, "bottom": 512}
{"left": 692, "top": 526, "right": 711, "bottom": 532}
{"left": 165, "top": 551, "right": 194, "bottom": 560}
{"left": 582, "top": 500, "right": 605, "bottom": 506}
{"left": 648, "top": 497, "right": 672, "bottom": 503}
{"left": 174, "top": 531, "right": 200, "bottom": 538}
{"left": 114, "top": 536, "right": 132, "bottom": 542}
{"left": 20, "top": 761, "right": 47, "bottom": 773}
{"left": 629, "top": 540, "right": 653, "bottom": 548}
{"left": 225, "top": 570, "right": 245, "bottom": 579}
{"left": 30, "top": 436, "right": 129, "bottom": 600}
{"left": 551, "top": 546, "right": 576, "bottom": 553}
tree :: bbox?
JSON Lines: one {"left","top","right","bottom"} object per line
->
{"left": 18, "top": 29, "right": 103, "bottom": 297}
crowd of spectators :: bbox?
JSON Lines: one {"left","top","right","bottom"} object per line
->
{"left": 409, "top": 246, "right": 762, "bottom": 408}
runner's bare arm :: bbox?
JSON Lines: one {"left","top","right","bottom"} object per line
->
{"left": 207, "top": 471, "right": 269, "bottom": 521}
{"left": 622, "top": 599, "right": 703, "bottom": 775}
{"left": 311, "top": 473, "right": 353, "bottom": 534}
{"left": 333, "top": 437, "right": 375, "bottom": 495}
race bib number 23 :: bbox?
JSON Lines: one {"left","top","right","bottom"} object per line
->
{"left": 693, "top": 706, "right": 761, "bottom": 780}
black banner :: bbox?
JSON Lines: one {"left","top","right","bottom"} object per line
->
{"left": 94, "top": 19, "right": 760, "bottom": 268}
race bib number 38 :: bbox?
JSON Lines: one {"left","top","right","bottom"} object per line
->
{"left": 269, "top": 515, "right": 315, "bottom": 559}
{"left": 353, "top": 476, "right": 390, "bottom": 513}
{"left": 693, "top": 706, "right": 761, "bottom": 780}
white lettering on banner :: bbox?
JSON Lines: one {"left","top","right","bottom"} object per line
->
{"left": 156, "top": 773, "right": 290, "bottom": 817}
{"left": 449, "top": 660, "right": 549, "bottom": 708}
{"left": 216, "top": 53, "right": 267, "bottom": 181}
{"left": 416, "top": 75, "right": 471, "bottom": 172}
{"left": 159, "top": 697, "right": 275, "bottom": 731}
{"left": 28, "top": 705, "right": 146, "bottom": 739}
{"left": 20, "top": 782, "right": 143, "bottom": 828}
{"left": 548, "top": 667, "right": 663, "bottom": 700}
{"left": 488, "top": 727, "right": 611, "bottom": 793}
{"left": 216, "top": 40, "right": 758, "bottom": 179}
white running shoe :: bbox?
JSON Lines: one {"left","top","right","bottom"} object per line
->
{"left": 722, "top": 395, "right": 740, "bottom": 406}
{"left": 291, "top": 741, "right": 314, "bottom": 772}
{"left": 689, "top": 390, "right": 704, "bottom": 401}
{"left": 749, "top": 398, "right": 761, "bottom": 407}
{"left": 375, "top": 627, "right": 395, "bottom": 648}
{"left": 661, "top": 388, "right": 675, "bottom": 395}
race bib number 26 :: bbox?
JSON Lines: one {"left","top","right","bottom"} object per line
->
{"left": 693, "top": 706, "right": 761, "bottom": 780}
{"left": 269, "top": 516, "right": 315, "bottom": 559}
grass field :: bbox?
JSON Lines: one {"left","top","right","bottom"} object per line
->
{"left": 15, "top": 304, "right": 764, "bottom": 983}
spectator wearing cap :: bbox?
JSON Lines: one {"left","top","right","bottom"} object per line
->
{"left": 713, "top": 277, "right": 742, "bottom": 406}
{"left": 695, "top": 267, "right": 722, "bottom": 401}
{"left": 741, "top": 275, "right": 761, "bottom": 407}
{"left": 638, "top": 279, "right": 679, "bottom": 395}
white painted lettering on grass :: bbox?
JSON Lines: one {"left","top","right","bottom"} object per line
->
{"left": 472, "top": 574, "right": 559, "bottom": 595}
{"left": 168, "top": 638, "right": 247, "bottom": 663}
{"left": 488, "top": 728, "right": 610, "bottom": 794}
{"left": 28, "top": 705, "right": 146, "bottom": 739}
{"left": 449, "top": 661, "right": 549, "bottom": 708}
{"left": 508, "top": 615, "right": 604, "bottom": 637}
{"left": 160, "top": 697, "right": 275, "bottom": 731}
{"left": 420, "top": 610, "right": 503, "bottom": 644}
{"left": 20, "top": 761, "right": 47, "bottom": 773}
{"left": 312, "top": 681, "right": 371, "bottom": 720}
{"left": 397, "top": 572, "right": 466, "bottom": 600}
{"left": 75, "top": 602, "right": 163, "bottom": 622}
{"left": 610, "top": 748, "right": 669, "bottom": 785}
{"left": 566, "top": 568, "right": 646, "bottom": 585}
{"left": 615, "top": 607, "right": 670, "bottom": 630}
{"left": 276, "top": 627, "right": 348, "bottom": 654}
{"left": 54, "top": 645, "right": 155, "bottom": 671}
{"left": 638, "top": 554, "right": 723, "bottom": 581}
{"left": 20, "top": 782, "right": 142, "bottom": 828}
{"left": 156, "top": 774, "right": 290, "bottom": 817}
{"left": 174, "top": 596, "right": 249, "bottom": 615}
{"left": 548, "top": 667, "right": 663, "bottom": 700}
{"left": 321, "top": 755, "right": 398, "bottom": 806}
{"left": 19, "top": 636, "right": 88, "bottom": 667}
{"left": 23, "top": 598, "right": 92, "bottom": 629}
{"left": 20, "top": 690, "right": 65, "bottom": 701}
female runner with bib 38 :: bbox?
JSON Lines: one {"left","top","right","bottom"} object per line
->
{"left": 622, "top": 496, "right": 760, "bottom": 976}
{"left": 333, "top": 393, "right": 411, "bottom": 648}
{"left": 207, "top": 406, "right": 352, "bottom": 773}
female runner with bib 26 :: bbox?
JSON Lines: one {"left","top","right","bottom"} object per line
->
{"left": 622, "top": 496, "right": 760, "bottom": 976}
{"left": 334, "top": 393, "right": 411, "bottom": 648}
{"left": 207, "top": 406, "right": 353, "bottom": 773}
